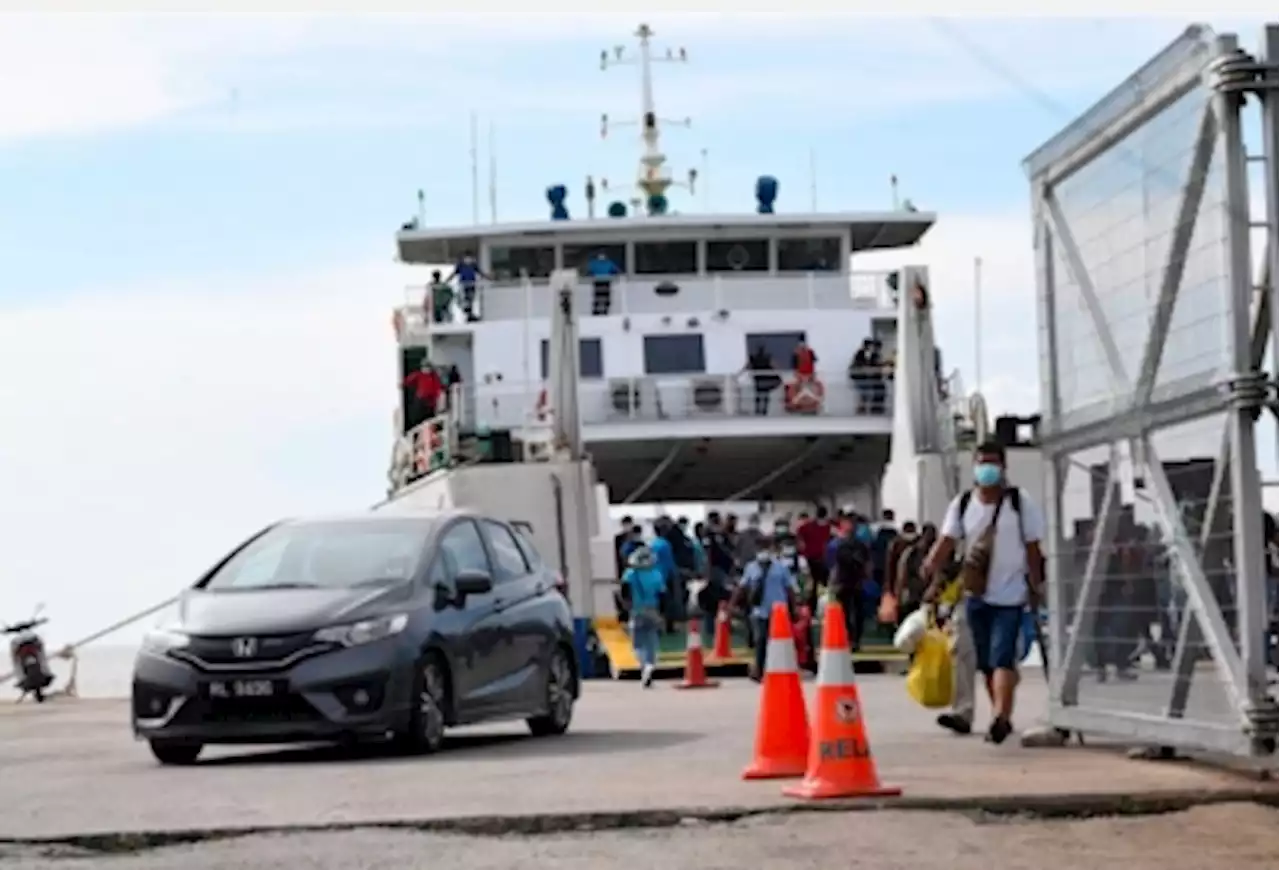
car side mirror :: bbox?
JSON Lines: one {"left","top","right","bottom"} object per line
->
{"left": 454, "top": 569, "right": 493, "bottom": 598}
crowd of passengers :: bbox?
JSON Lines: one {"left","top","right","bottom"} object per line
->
{"left": 613, "top": 507, "right": 942, "bottom": 686}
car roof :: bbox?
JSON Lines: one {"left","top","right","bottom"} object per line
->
{"left": 279, "top": 507, "right": 495, "bottom": 528}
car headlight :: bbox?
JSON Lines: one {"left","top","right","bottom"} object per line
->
{"left": 313, "top": 614, "right": 408, "bottom": 647}
{"left": 141, "top": 628, "right": 190, "bottom": 654}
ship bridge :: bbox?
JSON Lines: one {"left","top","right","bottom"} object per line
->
{"left": 388, "top": 209, "right": 945, "bottom": 506}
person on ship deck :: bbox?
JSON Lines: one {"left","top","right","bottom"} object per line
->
{"left": 447, "top": 251, "right": 489, "bottom": 323}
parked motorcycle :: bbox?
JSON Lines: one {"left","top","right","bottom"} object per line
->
{"left": 3, "top": 606, "right": 55, "bottom": 702}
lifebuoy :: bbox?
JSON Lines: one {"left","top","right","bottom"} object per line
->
{"left": 786, "top": 376, "right": 825, "bottom": 413}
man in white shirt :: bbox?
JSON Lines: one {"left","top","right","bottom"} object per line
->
{"left": 921, "top": 440, "right": 1046, "bottom": 744}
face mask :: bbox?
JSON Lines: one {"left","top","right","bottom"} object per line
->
{"left": 781, "top": 546, "right": 796, "bottom": 558}
{"left": 974, "top": 463, "right": 1003, "bottom": 487}
{"left": 756, "top": 551, "right": 773, "bottom": 563}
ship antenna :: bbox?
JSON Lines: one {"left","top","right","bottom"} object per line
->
{"left": 599, "top": 24, "right": 696, "bottom": 215}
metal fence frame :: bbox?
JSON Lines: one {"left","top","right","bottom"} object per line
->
{"left": 1026, "top": 25, "right": 1278, "bottom": 757}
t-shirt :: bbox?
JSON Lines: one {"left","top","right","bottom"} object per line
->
{"left": 622, "top": 566, "right": 667, "bottom": 611}
{"left": 795, "top": 519, "right": 830, "bottom": 562}
{"left": 455, "top": 260, "right": 480, "bottom": 283}
{"left": 739, "top": 558, "right": 797, "bottom": 620}
{"left": 940, "top": 487, "right": 1045, "bottom": 607}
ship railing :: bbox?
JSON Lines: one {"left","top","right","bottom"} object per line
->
{"left": 441, "top": 367, "right": 896, "bottom": 432}
{"left": 395, "top": 268, "right": 900, "bottom": 332}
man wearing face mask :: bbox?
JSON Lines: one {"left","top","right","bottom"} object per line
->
{"left": 921, "top": 441, "right": 1046, "bottom": 745}
{"left": 733, "top": 536, "right": 799, "bottom": 681}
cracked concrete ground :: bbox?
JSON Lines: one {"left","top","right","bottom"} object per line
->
{"left": 0, "top": 805, "right": 1275, "bottom": 870}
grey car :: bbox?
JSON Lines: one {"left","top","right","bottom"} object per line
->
{"left": 131, "top": 509, "right": 579, "bottom": 765}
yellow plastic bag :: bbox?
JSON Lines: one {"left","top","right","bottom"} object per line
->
{"left": 905, "top": 623, "right": 954, "bottom": 709}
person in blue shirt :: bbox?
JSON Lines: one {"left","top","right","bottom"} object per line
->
{"left": 734, "top": 537, "right": 799, "bottom": 681}
{"left": 622, "top": 546, "right": 667, "bottom": 687}
{"left": 647, "top": 521, "right": 679, "bottom": 630}
{"left": 587, "top": 251, "right": 620, "bottom": 316}
{"left": 447, "top": 251, "right": 489, "bottom": 323}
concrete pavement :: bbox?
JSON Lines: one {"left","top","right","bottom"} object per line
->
{"left": 0, "top": 674, "right": 1272, "bottom": 846}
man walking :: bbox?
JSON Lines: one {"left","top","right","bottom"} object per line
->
{"left": 921, "top": 440, "right": 1046, "bottom": 744}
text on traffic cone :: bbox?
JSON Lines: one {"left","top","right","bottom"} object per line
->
{"left": 742, "top": 602, "right": 810, "bottom": 779}
{"left": 783, "top": 599, "right": 900, "bottom": 800}
{"left": 674, "top": 618, "right": 719, "bottom": 690}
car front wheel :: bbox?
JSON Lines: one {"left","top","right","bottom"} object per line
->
{"left": 149, "top": 740, "right": 202, "bottom": 766}
{"left": 527, "top": 647, "right": 575, "bottom": 737}
{"left": 400, "top": 655, "right": 449, "bottom": 754}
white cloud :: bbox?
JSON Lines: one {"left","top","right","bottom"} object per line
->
{"left": 853, "top": 211, "right": 1043, "bottom": 417}
{"left": 0, "top": 260, "right": 419, "bottom": 644}
{"left": 4, "top": 10, "right": 1268, "bottom": 141}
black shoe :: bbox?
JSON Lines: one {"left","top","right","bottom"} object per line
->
{"left": 936, "top": 713, "right": 972, "bottom": 735}
{"left": 986, "top": 717, "right": 1013, "bottom": 745}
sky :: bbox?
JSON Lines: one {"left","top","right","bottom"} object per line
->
{"left": 0, "top": 6, "right": 1276, "bottom": 645}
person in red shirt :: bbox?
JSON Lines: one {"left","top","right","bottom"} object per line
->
{"left": 795, "top": 506, "right": 833, "bottom": 609}
{"left": 792, "top": 340, "right": 817, "bottom": 378}
{"left": 403, "top": 361, "right": 443, "bottom": 430}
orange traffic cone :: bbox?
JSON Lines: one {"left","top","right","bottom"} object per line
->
{"left": 674, "top": 619, "right": 719, "bottom": 690}
{"left": 742, "top": 602, "right": 810, "bottom": 779}
{"left": 712, "top": 602, "right": 733, "bottom": 660}
{"left": 783, "top": 599, "right": 901, "bottom": 800}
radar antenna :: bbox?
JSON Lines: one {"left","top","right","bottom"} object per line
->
{"left": 597, "top": 24, "right": 697, "bottom": 215}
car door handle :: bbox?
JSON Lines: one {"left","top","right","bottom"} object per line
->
{"left": 493, "top": 597, "right": 505, "bottom": 610}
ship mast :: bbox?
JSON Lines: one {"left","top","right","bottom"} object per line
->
{"left": 598, "top": 24, "right": 697, "bottom": 215}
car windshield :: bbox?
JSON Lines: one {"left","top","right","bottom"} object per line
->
{"left": 202, "top": 519, "right": 432, "bottom": 591}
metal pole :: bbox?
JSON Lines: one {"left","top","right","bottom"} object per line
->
{"left": 974, "top": 255, "right": 983, "bottom": 395}
{"left": 809, "top": 148, "right": 818, "bottom": 211}
{"left": 1260, "top": 25, "right": 1279, "bottom": 388}
{"left": 1213, "top": 34, "right": 1270, "bottom": 718}
{"left": 469, "top": 111, "right": 480, "bottom": 226}
{"left": 488, "top": 121, "right": 499, "bottom": 224}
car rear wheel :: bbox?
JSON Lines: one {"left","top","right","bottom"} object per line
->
{"left": 149, "top": 740, "right": 202, "bottom": 766}
{"left": 399, "top": 655, "right": 449, "bottom": 754}
{"left": 527, "top": 647, "right": 575, "bottom": 737}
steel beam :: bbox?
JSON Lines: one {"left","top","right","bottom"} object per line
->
{"left": 1054, "top": 450, "right": 1121, "bottom": 705}
{"left": 1040, "top": 382, "right": 1233, "bottom": 455}
{"left": 1044, "top": 454, "right": 1070, "bottom": 679}
{"left": 1141, "top": 437, "right": 1245, "bottom": 713}
{"left": 1260, "top": 25, "right": 1279, "bottom": 393}
{"left": 1214, "top": 33, "right": 1272, "bottom": 707}
{"left": 1133, "top": 101, "right": 1220, "bottom": 407}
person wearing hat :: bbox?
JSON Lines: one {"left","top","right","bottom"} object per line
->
{"left": 732, "top": 535, "right": 799, "bottom": 681}
{"left": 621, "top": 546, "right": 667, "bottom": 688}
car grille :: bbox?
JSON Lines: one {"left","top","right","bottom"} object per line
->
{"left": 172, "top": 632, "right": 332, "bottom": 670}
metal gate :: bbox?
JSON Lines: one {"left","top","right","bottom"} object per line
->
{"left": 1025, "top": 24, "right": 1278, "bottom": 757}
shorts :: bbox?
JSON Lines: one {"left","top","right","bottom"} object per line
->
{"left": 965, "top": 598, "right": 1023, "bottom": 674}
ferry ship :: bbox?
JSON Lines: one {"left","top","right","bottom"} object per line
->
{"left": 385, "top": 24, "right": 977, "bottom": 519}
{"left": 377, "top": 23, "right": 1011, "bottom": 677}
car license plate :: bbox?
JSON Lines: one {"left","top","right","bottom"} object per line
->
{"left": 205, "top": 679, "right": 277, "bottom": 699}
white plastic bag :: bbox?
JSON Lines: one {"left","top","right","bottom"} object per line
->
{"left": 892, "top": 607, "right": 929, "bottom": 653}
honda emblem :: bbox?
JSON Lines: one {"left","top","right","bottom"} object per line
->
{"left": 230, "top": 637, "right": 258, "bottom": 658}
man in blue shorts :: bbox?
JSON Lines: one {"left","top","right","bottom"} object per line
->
{"left": 921, "top": 440, "right": 1045, "bottom": 744}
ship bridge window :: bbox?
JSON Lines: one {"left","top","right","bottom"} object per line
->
{"left": 634, "top": 240, "right": 697, "bottom": 274}
{"left": 490, "top": 245, "right": 555, "bottom": 281}
{"left": 540, "top": 338, "right": 604, "bottom": 380}
{"left": 643, "top": 334, "right": 706, "bottom": 375}
{"left": 563, "top": 243, "right": 628, "bottom": 276}
{"left": 777, "top": 237, "right": 841, "bottom": 272}
{"left": 706, "top": 238, "right": 768, "bottom": 273}
{"left": 745, "top": 331, "right": 806, "bottom": 369}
